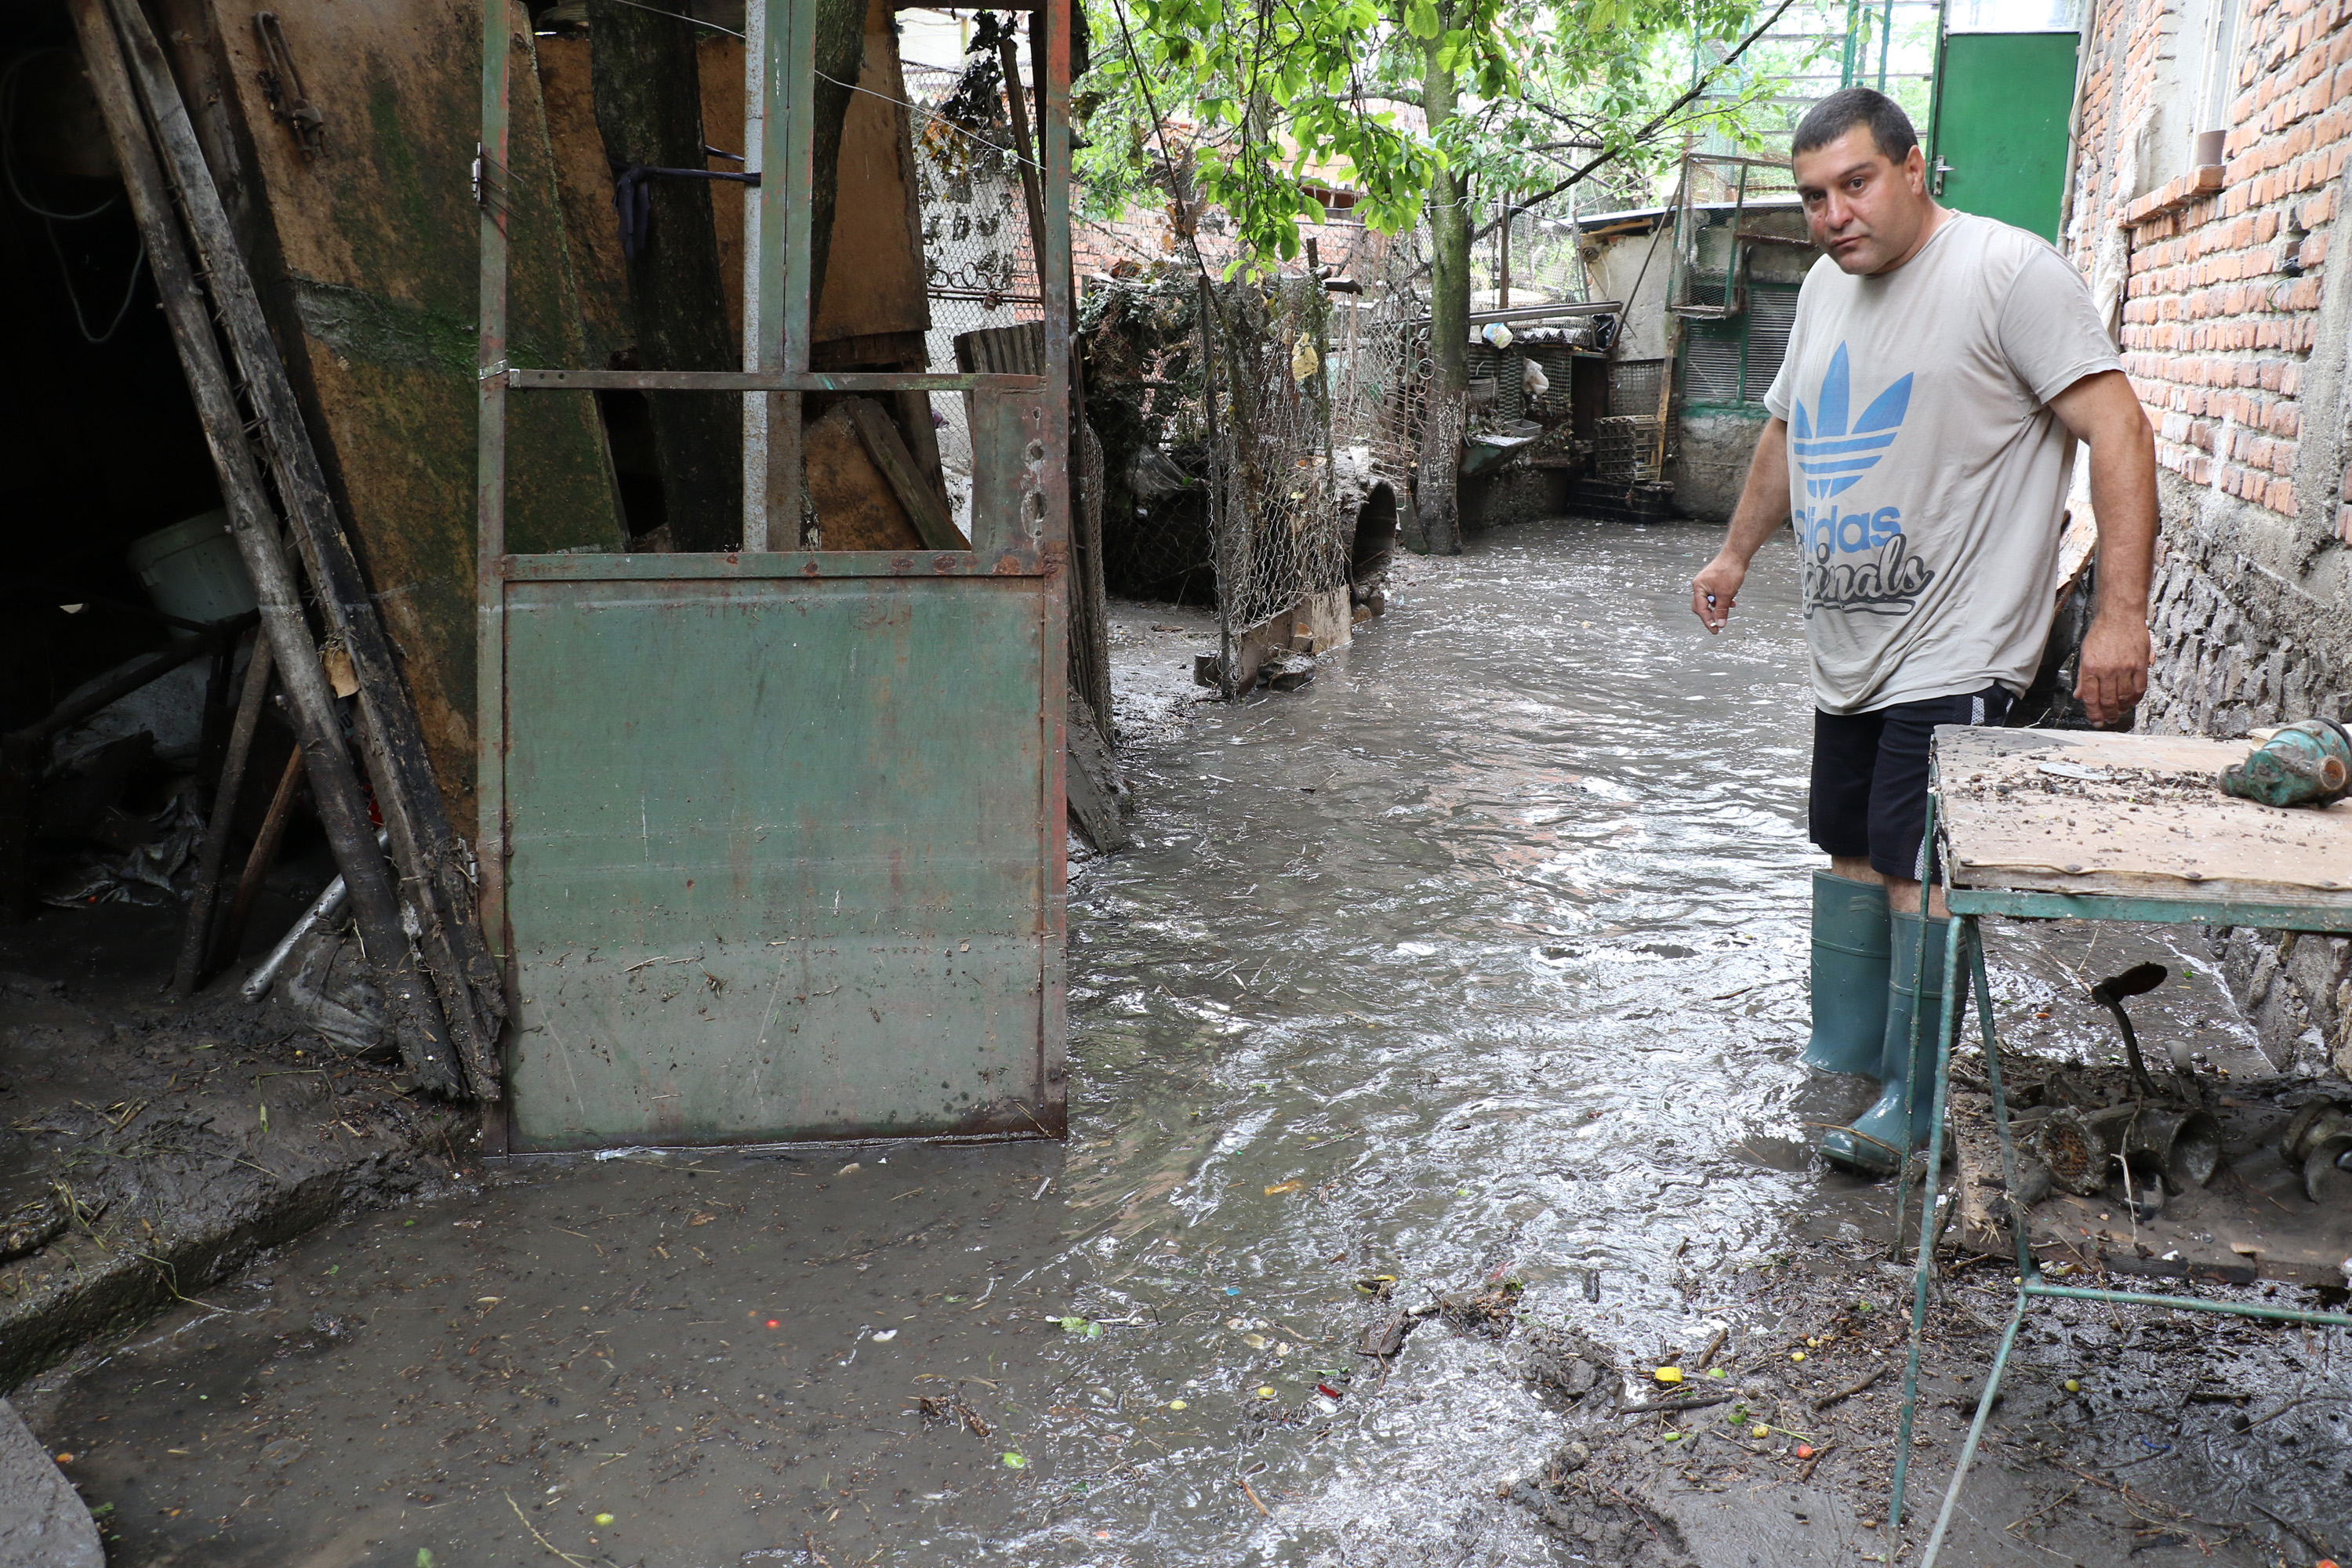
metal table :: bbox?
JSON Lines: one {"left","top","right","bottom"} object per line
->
{"left": 1890, "top": 727, "right": 2352, "bottom": 1562}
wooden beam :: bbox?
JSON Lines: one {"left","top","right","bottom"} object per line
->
{"left": 103, "top": 0, "right": 501, "bottom": 1097}
{"left": 73, "top": 0, "right": 464, "bottom": 1095}
{"left": 844, "top": 398, "right": 968, "bottom": 550}
{"left": 173, "top": 632, "right": 275, "bottom": 998}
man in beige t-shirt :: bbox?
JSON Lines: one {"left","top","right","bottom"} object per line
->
{"left": 1688, "top": 89, "right": 2158, "bottom": 1175}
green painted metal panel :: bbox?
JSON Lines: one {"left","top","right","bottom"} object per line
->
{"left": 500, "top": 572, "right": 1061, "bottom": 1149}
{"left": 1931, "top": 32, "right": 2079, "bottom": 240}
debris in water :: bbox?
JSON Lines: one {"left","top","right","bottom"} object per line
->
{"left": 1057, "top": 1316, "right": 1102, "bottom": 1338}
{"left": 838, "top": 1162, "right": 862, "bottom": 1176}
{"left": 1001, "top": 1453, "right": 1026, "bottom": 1468}
{"left": 1263, "top": 1180, "right": 1301, "bottom": 1196}
{"left": 1653, "top": 1367, "right": 1683, "bottom": 1385}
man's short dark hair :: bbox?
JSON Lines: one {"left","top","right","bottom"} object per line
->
{"left": 1792, "top": 88, "right": 1919, "bottom": 164}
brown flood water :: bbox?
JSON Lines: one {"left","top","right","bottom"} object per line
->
{"left": 24, "top": 520, "right": 2321, "bottom": 1566}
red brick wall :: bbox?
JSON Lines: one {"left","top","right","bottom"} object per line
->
{"left": 2067, "top": 0, "right": 2351, "bottom": 532}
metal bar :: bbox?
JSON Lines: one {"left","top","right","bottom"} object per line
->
{"left": 1946, "top": 887, "right": 2352, "bottom": 932}
{"left": 505, "top": 368, "right": 1047, "bottom": 393}
{"left": 741, "top": 0, "right": 770, "bottom": 550}
{"left": 477, "top": 0, "right": 514, "bottom": 1116}
{"left": 498, "top": 550, "right": 1046, "bottom": 580}
{"left": 780, "top": 0, "right": 815, "bottom": 375}
{"left": 1421, "top": 299, "right": 1625, "bottom": 328}
{"left": 1916, "top": 1287, "right": 2028, "bottom": 1567}
{"left": 2021, "top": 1283, "right": 2352, "bottom": 1327}
{"left": 1889, "top": 887, "right": 1963, "bottom": 1530}
{"left": 1025, "top": 0, "right": 1072, "bottom": 1132}
{"left": 1971, "top": 919, "right": 2038, "bottom": 1284}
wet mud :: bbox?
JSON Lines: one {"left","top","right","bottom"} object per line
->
{"left": 16, "top": 521, "right": 2350, "bottom": 1566}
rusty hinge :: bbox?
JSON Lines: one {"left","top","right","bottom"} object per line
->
{"left": 253, "top": 12, "right": 324, "bottom": 157}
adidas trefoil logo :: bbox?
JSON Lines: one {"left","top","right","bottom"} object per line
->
{"left": 1791, "top": 343, "right": 1911, "bottom": 500}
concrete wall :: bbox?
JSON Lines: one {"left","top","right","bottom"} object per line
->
{"left": 1672, "top": 410, "right": 1769, "bottom": 522}
{"left": 2068, "top": 0, "right": 2352, "bottom": 1073}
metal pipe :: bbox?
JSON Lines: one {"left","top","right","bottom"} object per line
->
{"left": 241, "top": 826, "right": 389, "bottom": 1002}
{"left": 1918, "top": 1288, "right": 2029, "bottom": 1567}
{"left": 2023, "top": 1283, "right": 2352, "bottom": 1327}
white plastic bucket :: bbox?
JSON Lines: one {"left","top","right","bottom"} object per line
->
{"left": 125, "top": 510, "right": 257, "bottom": 630}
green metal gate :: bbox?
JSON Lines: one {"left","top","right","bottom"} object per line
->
{"left": 477, "top": 0, "right": 1073, "bottom": 1150}
{"left": 1929, "top": 29, "right": 2081, "bottom": 240}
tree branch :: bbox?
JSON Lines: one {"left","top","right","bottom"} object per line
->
{"left": 1464, "top": 0, "right": 1806, "bottom": 243}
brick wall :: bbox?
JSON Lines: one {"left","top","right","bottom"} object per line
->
{"left": 2067, "top": 0, "right": 2352, "bottom": 1073}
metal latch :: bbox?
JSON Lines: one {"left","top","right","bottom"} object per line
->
{"left": 253, "top": 12, "right": 325, "bottom": 156}
{"left": 1932, "top": 157, "right": 1955, "bottom": 197}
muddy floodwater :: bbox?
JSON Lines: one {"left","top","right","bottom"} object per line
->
{"left": 27, "top": 521, "right": 2321, "bottom": 1566}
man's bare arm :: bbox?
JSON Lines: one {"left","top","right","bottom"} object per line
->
{"left": 1690, "top": 417, "right": 1792, "bottom": 632}
{"left": 2047, "top": 370, "right": 2156, "bottom": 726}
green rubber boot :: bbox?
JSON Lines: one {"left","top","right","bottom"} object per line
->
{"left": 1801, "top": 872, "right": 1892, "bottom": 1076}
{"left": 1820, "top": 912, "right": 1951, "bottom": 1176}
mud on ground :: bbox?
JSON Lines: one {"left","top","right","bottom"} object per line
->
{"left": 0, "top": 899, "right": 473, "bottom": 1392}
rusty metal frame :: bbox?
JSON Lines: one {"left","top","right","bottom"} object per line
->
{"left": 477, "top": 0, "right": 1071, "bottom": 1149}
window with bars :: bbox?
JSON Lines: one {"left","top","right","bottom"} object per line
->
{"left": 1678, "top": 281, "right": 1801, "bottom": 411}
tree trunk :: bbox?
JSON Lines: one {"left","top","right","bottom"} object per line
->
{"left": 590, "top": 0, "right": 742, "bottom": 550}
{"left": 1416, "top": 39, "right": 1468, "bottom": 556}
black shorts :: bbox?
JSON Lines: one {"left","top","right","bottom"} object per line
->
{"left": 1810, "top": 684, "right": 2014, "bottom": 882}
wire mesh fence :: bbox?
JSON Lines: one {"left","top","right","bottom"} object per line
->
{"left": 1073, "top": 216, "right": 1424, "bottom": 688}
{"left": 904, "top": 60, "right": 1044, "bottom": 536}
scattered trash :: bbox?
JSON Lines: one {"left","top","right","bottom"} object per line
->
{"left": 1794, "top": 1443, "right": 1816, "bottom": 1460}
{"left": 1653, "top": 1366, "right": 1683, "bottom": 1385}
{"left": 838, "top": 1162, "right": 862, "bottom": 1176}
{"left": 1167, "top": 1399, "right": 1186, "bottom": 1410}
{"left": 1256, "top": 1386, "right": 1277, "bottom": 1399}
{"left": 1057, "top": 1316, "right": 1103, "bottom": 1338}
{"left": 1262, "top": 1180, "right": 1301, "bottom": 1196}
{"left": 275, "top": 919, "right": 395, "bottom": 1058}
{"left": 1000, "top": 1452, "right": 1026, "bottom": 1468}
{"left": 594, "top": 1512, "right": 615, "bottom": 1526}
{"left": 1316, "top": 1383, "right": 1341, "bottom": 1399}
{"left": 870, "top": 1330, "right": 898, "bottom": 1342}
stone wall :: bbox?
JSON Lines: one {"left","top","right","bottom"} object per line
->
{"left": 1670, "top": 410, "right": 1769, "bottom": 524}
{"left": 2067, "top": 0, "right": 2352, "bottom": 1073}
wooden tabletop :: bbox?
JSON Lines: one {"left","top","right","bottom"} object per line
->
{"left": 1933, "top": 727, "right": 2352, "bottom": 909}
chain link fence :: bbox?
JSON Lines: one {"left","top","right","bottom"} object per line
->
{"left": 1079, "top": 218, "right": 1423, "bottom": 691}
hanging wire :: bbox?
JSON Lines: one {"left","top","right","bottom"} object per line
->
{"left": 2, "top": 49, "right": 149, "bottom": 346}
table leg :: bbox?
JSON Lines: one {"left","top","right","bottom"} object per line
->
{"left": 1889, "top": 906, "right": 1969, "bottom": 1530}
{"left": 1919, "top": 1284, "right": 2029, "bottom": 1567}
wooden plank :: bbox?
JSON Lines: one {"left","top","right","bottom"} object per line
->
{"left": 109, "top": 0, "right": 503, "bottom": 1096}
{"left": 804, "top": 405, "right": 926, "bottom": 550}
{"left": 173, "top": 0, "right": 623, "bottom": 827}
{"left": 72, "top": 0, "right": 463, "bottom": 1095}
{"left": 173, "top": 633, "right": 276, "bottom": 997}
{"left": 1935, "top": 727, "right": 2352, "bottom": 908}
{"left": 813, "top": 0, "right": 929, "bottom": 345}
{"left": 845, "top": 399, "right": 969, "bottom": 550}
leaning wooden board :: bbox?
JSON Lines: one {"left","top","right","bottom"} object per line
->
{"left": 167, "top": 0, "right": 624, "bottom": 836}
{"left": 1935, "top": 727, "right": 2352, "bottom": 907}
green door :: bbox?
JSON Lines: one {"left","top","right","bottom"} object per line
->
{"left": 1931, "top": 32, "right": 2080, "bottom": 240}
